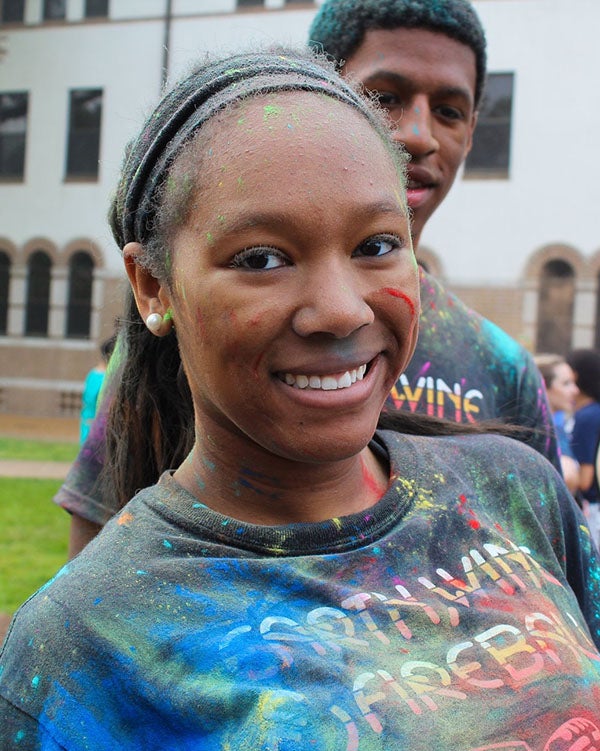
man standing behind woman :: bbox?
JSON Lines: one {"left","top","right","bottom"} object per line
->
{"left": 567, "top": 349, "right": 600, "bottom": 547}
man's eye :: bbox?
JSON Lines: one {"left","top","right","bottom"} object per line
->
{"left": 230, "top": 247, "right": 289, "bottom": 270}
{"left": 436, "top": 105, "right": 464, "bottom": 121}
{"left": 354, "top": 234, "right": 403, "bottom": 258}
{"left": 371, "top": 91, "right": 402, "bottom": 110}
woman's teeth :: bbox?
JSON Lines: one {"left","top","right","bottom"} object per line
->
{"left": 282, "top": 364, "right": 367, "bottom": 390}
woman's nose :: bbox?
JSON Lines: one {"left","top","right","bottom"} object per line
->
{"left": 292, "top": 266, "right": 374, "bottom": 339}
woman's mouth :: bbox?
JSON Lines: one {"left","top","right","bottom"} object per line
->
{"left": 279, "top": 363, "right": 368, "bottom": 391}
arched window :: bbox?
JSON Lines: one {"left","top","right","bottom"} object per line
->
{"left": 0, "top": 252, "right": 10, "bottom": 334}
{"left": 25, "top": 251, "right": 51, "bottom": 336}
{"left": 536, "top": 259, "right": 575, "bottom": 355}
{"left": 66, "top": 251, "right": 94, "bottom": 338}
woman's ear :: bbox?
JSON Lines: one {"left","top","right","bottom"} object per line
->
{"left": 124, "top": 242, "right": 173, "bottom": 337}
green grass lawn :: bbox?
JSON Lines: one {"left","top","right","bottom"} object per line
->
{"left": 0, "top": 478, "right": 69, "bottom": 615}
{"left": 0, "top": 437, "right": 78, "bottom": 462}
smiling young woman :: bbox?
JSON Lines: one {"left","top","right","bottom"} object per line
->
{"left": 1, "top": 48, "right": 600, "bottom": 750}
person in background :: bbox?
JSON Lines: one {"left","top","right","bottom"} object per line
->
{"left": 53, "top": 0, "right": 561, "bottom": 556}
{"left": 1, "top": 48, "right": 599, "bottom": 750}
{"left": 534, "top": 353, "right": 580, "bottom": 495}
{"left": 79, "top": 336, "right": 115, "bottom": 445}
{"left": 567, "top": 348, "right": 600, "bottom": 547}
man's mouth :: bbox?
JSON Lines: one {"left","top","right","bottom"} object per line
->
{"left": 279, "top": 363, "right": 368, "bottom": 391}
{"left": 406, "top": 182, "right": 433, "bottom": 209}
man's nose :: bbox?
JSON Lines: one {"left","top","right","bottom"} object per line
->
{"left": 392, "top": 97, "right": 438, "bottom": 158}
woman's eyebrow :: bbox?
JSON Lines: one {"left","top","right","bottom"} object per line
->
{"left": 207, "top": 201, "right": 407, "bottom": 238}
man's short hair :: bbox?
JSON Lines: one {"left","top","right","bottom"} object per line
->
{"left": 309, "top": 0, "right": 487, "bottom": 107}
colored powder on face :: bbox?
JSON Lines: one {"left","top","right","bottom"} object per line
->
{"left": 206, "top": 231, "right": 214, "bottom": 246}
{"left": 379, "top": 287, "right": 417, "bottom": 317}
{"left": 263, "top": 105, "right": 282, "bottom": 121}
{"left": 412, "top": 124, "right": 420, "bottom": 136}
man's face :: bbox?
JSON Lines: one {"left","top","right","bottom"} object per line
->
{"left": 343, "top": 28, "right": 478, "bottom": 248}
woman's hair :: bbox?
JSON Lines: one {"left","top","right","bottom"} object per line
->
{"left": 308, "top": 0, "right": 487, "bottom": 108}
{"left": 101, "top": 46, "right": 514, "bottom": 509}
{"left": 533, "top": 353, "right": 566, "bottom": 390}
{"left": 567, "top": 349, "right": 600, "bottom": 403}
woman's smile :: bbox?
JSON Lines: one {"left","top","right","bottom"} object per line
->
{"left": 279, "top": 362, "right": 368, "bottom": 390}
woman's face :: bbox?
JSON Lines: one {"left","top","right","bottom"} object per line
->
{"left": 547, "top": 362, "right": 579, "bottom": 413}
{"left": 160, "top": 92, "right": 419, "bottom": 464}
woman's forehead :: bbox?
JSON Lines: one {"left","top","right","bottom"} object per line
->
{"left": 201, "top": 90, "right": 394, "bottom": 165}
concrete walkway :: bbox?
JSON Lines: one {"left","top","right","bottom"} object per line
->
{"left": 0, "top": 413, "right": 78, "bottom": 479}
{"left": 0, "top": 459, "right": 72, "bottom": 479}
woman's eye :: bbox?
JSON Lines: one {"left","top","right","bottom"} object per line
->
{"left": 354, "top": 234, "right": 403, "bottom": 258}
{"left": 230, "top": 247, "right": 289, "bottom": 270}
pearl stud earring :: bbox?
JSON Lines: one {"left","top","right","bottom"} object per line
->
{"left": 145, "top": 313, "right": 163, "bottom": 334}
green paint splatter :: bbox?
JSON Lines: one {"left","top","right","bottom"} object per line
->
{"left": 206, "top": 231, "right": 214, "bottom": 246}
{"left": 263, "top": 104, "right": 281, "bottom": 121}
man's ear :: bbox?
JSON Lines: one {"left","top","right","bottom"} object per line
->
{"left": 124, "top": 242, "right": 172, "bottom": 335}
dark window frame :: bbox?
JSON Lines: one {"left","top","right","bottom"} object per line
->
{"left": 0, "top": 90, "right": 28, "bottom": 180}
{"left": 65, "top": 251, "right": 94, "bottom": 339}
{"left": 84, "top": 0, "right": 109, "bottom": 18}
{"left": 0, "top": 251, "right": 10, "bottom": 335}
{"left": 535, "top": 259, "right": 575, "bottom": 356}
{"left": 25, "top": 251, "right": 51, "bottom": 338}
{"left": 43, "top": 0, "right": 66, "bottom": 21}
{"left": 65, "top": 88, "right": 103, "bottom": 180}
{"left": 464, "top": 72, "right": 514, "bottom": 180}
{"left": 0, "top": 0, "right": 25, "bottom": 24}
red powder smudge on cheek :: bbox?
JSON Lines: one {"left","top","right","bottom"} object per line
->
{"left": 379, "top": 287, "right": 416, "bottom": 317}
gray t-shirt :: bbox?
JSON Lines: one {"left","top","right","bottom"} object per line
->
{"left": 4, "top": 430, "right": 599, "bottom": 750}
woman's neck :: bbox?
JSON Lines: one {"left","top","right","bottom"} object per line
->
{"left": 173, "top": 429, "right": 389, "bottom": 526}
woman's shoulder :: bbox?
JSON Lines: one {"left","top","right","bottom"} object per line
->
{"left": 379, "top": 428, "right": 558, "bottom": 479}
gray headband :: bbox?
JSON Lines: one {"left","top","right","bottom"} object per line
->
{"left": 110, "top": 50, "right": 388, "bottom": 250}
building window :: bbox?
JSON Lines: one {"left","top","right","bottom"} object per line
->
{"left": 0, "top": 92, "right": 28, "bottom": 179}
{"left": 65, "top": 89, "right": 102, "bottom": 179}
{"left": 237, "top": 0, "right": 265, "bottom": 6}
{"left": 25, "top": 251, "right": 51, "bottom": 337}
{"left": 43, "top": 0, "right": 66, "bottom": 20}
{"left": 85, "top": 0, "right": 108, "bottom": 17}
{"left": 464, "top": 72, "right": 514, "bottom": 179}
{"left": 66, "top": 252, "right": 94, "bottom": 338}
{"left": 0, "top": 0, "right": 25, "bottom": 23}
{"left": 0, "top": 252, "right": 10, "bottom": 334}
{"left": 536, "top": 259, "right": 575, "bottom": 356}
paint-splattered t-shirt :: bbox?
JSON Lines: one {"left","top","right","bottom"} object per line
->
{"left": 4, "top": 431, "right": 600, "bottom": 750}
{"left": 53, "top": 270, "right": 560, "bottom": 527}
